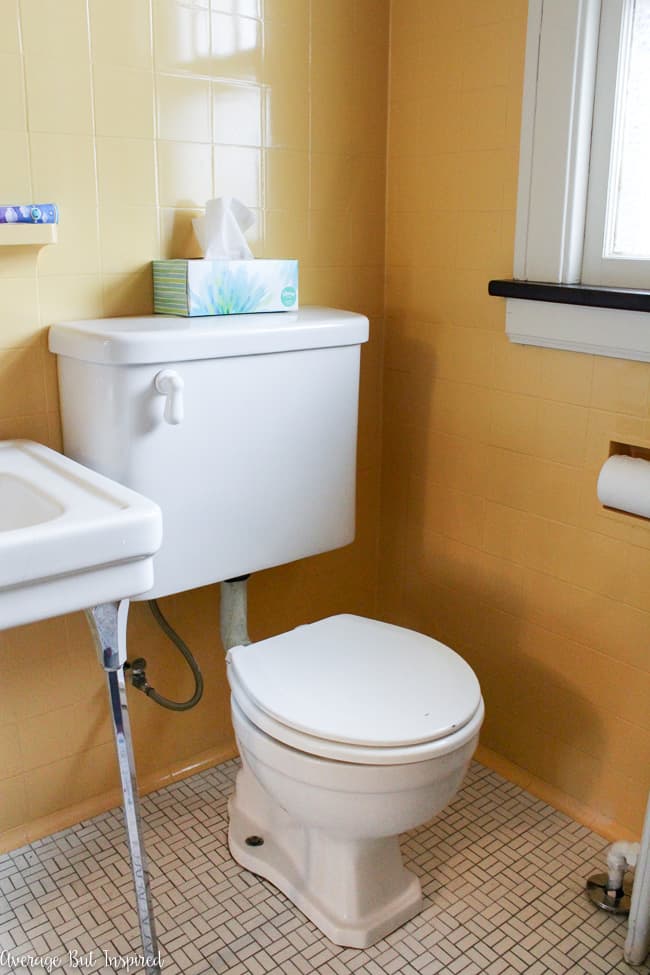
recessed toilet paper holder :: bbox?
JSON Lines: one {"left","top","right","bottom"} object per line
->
{"left": 607, "top": 440, "right": 650, "bottom": 463}
{"left": 597, "top": 441, "right": 650, "bottom": 522}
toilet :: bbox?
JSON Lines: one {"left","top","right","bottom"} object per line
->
{"left": 227, "top": 614, "right": 483, "bottom": 947}
{"left": 49, "top": 306, "right": 484, "bottom": 948}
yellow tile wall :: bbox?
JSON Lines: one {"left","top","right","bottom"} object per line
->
{"left": 384, "top": 0, "right": 650, "bottom": 835}
{"left": 0, "top": 0, "right": 388, "bottom": 850}
{"left": 3, "top": 0, "right": 647, "bottom": 852}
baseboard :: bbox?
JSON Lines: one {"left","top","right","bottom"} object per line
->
{"left": 0, "top": 742, "right": 239, "bottom": 856}
{"left": 1, "top": 741, "right": 638, "bottom": 857}
{"left": 474, "top": 745, "right": 640, "bottom": 844}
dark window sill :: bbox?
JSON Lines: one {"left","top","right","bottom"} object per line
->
{"left": 488, "top": 279, "right": 650, "bottom": 313}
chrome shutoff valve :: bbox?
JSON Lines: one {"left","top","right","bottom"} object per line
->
{"left": 154, "top": 369, "right": 184, "bottom": 425}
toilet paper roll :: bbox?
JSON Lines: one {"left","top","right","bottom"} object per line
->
{"left": 597, "top": 454, "right": 650, "bottom": 519}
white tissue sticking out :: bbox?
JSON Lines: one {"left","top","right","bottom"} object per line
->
{"left": 597, "top": 454, "right": 650, "bottom": 519}
{"left": 192, "top": 197, "right": 255, "bottom": 260}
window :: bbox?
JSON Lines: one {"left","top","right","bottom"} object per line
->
{"left": 496, "top": 0, "right": 650, "bottom": 361}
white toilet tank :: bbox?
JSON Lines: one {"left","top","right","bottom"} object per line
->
{"left": 49, "top": 307, "right": 369, "bottom": 599}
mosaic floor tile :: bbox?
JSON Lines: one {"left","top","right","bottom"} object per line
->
{"left": 0, "top": 761, "right": 647, "bottom": 975}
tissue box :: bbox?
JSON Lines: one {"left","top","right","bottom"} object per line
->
{"left": 152, "top": 259, "right": 299, "bottom": 317}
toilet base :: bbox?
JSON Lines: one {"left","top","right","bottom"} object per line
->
{"left": 228, "top": 765, "right": 422, "bottom": 948}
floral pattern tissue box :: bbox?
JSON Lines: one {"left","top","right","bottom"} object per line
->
{"left": 153, "top": 259, "right": 299, "bottom": 317}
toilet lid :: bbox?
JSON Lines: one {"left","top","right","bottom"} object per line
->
{"left": 227, "top": 615, "right": 482, "bottom": 748}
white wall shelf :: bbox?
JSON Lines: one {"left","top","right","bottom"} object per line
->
{"left": 0, "top": 224, "right": 58, "bottom": 246}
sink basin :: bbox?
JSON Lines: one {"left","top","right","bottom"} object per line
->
{"left": 0, "top": 440, "right": 162, "bottom": 629}
{"left": 0, "top": 472, "right": 64, "bottom": 530}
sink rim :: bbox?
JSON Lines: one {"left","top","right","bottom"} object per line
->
{"left": 0, "top": 439, "right": 162, "bottom": 593}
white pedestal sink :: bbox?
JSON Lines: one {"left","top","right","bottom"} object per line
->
{"left": 0, "top": 440, "right": 164, "bottom": 974}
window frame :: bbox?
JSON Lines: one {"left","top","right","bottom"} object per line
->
{"left": 502, "top": 0, "right": 650, "bottom": 362}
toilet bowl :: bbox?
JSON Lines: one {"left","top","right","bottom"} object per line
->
{"left": 226, "top": 614, "right": 484, "bottom": 948}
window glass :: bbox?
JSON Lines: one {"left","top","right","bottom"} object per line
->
{"left": 607, "top": 0, "right": 650, "bottom": 259}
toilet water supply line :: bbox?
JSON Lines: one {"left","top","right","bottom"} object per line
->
{"left": 126, "top": 576, "right": 251, "bottom": 708}
{"left": 126, "top": 601, "right": 204, "bottom": 711}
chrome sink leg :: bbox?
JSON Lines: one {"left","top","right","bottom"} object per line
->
{"left": 85, "top": 601, "right": 161, "bottom": 975}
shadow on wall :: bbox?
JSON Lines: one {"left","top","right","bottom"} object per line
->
{"left": 379, "top": 328, "right": 605, "bottom": 801}
{"left": 162, "top": 211, "right": 205, "bottom": 264}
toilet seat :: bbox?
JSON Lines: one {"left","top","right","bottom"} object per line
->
{"left": 227, "top": 614, "right": 484, "bottom": 766}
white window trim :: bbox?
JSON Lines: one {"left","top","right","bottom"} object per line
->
{"left": 506, "top": 300, "right": 650, "bottom": 360}
{"left": 507, "top": 0, "right": 650, "bottom": 362}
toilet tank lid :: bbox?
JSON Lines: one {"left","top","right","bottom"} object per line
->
{"left": 48, "top": 307, "right": 369, "bottom": 365}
